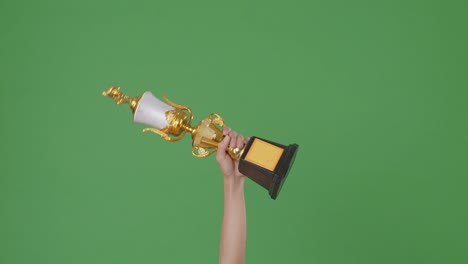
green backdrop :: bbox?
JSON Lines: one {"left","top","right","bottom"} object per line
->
{"left": 1, "top": 0, "right": 467, "bottom": 263}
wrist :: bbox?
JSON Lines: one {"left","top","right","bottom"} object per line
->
{"left": 223, "top": 177, "right": 245, "bottom": 193}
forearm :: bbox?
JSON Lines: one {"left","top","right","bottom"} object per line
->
{"left": 219, "top": 178, "right": 246, "bottom": 264}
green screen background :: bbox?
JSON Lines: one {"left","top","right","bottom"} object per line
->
{"left": 1, "top": 0, "right": 467, "bottom": 263}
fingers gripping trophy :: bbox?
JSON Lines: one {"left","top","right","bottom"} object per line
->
{"left": 102, "top": 86, "right": 298, "bottom": 199}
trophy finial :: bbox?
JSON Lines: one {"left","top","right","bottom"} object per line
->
{"left": 102, "top": 86, "right": 141, "bottom": 113}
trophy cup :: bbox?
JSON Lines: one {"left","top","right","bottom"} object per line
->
{"left": 102, "top": 86, "right": 298, "bottom": 199}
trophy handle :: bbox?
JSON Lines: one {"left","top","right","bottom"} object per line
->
{"left": 209, "top": 113, "right": 225, "bottom": 128}
{"left": 162, "top": 94, "right": 194, "bottom": 126}
{"left": 192, "top": 147, "right": 217, "bottom": 158}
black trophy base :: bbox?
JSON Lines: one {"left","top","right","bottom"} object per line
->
{"left": 238, "top": 136, "right": 298, "bottom": 200}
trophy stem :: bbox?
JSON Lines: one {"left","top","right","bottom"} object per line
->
{"left": 227, "top": 146, "right": 245, "bottom": 160}
{"left": 181, "top": 123, "right": 195, "bottom": 134}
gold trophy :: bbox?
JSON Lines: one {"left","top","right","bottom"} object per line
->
{"left": 102, "top": 86, "right": 298, "bottom": 199}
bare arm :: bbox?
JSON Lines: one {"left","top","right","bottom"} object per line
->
{"left": 217, "top": 127, "right": 247, "bottom": 264}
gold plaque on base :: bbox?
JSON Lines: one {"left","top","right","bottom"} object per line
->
{"left": 244, "top": 138, "right": 284, "bottom": 172}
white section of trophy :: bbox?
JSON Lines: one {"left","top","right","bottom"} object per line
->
{"left": 133, "top": 91, "right": 174, "bottom": 129}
